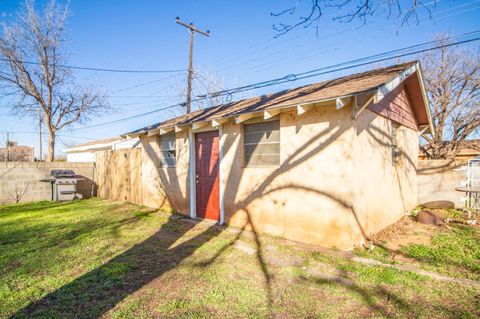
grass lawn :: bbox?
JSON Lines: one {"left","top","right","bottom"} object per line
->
{"left": 355, "top": 212, "right": 480, "bottom": 281}
{"left": 0, "top": 199, "right": 479, "bottom": 318}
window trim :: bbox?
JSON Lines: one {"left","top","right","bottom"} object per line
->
{"left": 159, "top": 133, "right": 177, "bottom": 168}
{"left": 243, "top": 119, "right": 280, "bottom": 168}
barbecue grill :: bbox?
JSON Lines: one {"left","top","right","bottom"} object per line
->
{"left": 40, "top": 169, "right": 84, "bottom": 201}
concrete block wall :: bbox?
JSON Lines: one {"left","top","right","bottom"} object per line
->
{"left": 417, "top": 159, "right": 466, "bottom": 208}
{"left": 0, "top": 162, "right": 95, "bottom": 204}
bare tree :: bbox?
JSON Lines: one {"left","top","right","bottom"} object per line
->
{"left": 193, "top": 68, "right": 230, "bottom": 109}
{"left": 0, "top": 0, "right": 108, "bottom": 161}
{"left": 420, "top": 35, "right": 480, "bottom": 159}
{"left": 168, "top": 67, "right": 235, "bottom": 116}
{"left": 9, "top": 183, "right": 29, "bottom": 203}
{"left": 271, "top": 0, "right": 440, "bottom": 36}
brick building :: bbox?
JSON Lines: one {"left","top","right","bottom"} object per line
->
{"left": 0, "top": 141, "right": 34, "bottom": 162}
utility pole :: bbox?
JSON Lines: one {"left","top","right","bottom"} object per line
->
{"left": 38, "top": 112, "right": 43, "bottom": 161}
{"left": 6, "top": 132, "right": 9, "bottom": 162}
{"left": 176, "top": 17, "right": 209, "bottom": 114}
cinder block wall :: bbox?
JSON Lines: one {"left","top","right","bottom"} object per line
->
{"left": 0, "top": 162, "right": 95, "bottom": 204}
{"left": 417, "top": 159, "right": 466, "bottom": 208}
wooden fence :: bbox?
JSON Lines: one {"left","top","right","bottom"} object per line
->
{"left": 95, "top": 149, "right": 143, "bottom": 204}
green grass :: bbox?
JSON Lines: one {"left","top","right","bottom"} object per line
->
{"left": 354, "top": 218, "right": 480, "bottom": 281}
{"left": 402, "top": 225, "right": 480, "bottom": 280}
{"left": 1, "top": 199, "right": 479, "bottom": 318}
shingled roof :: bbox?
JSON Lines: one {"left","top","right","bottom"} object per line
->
{"left": 124, "top": 61, "right": 423, "bottom": 136}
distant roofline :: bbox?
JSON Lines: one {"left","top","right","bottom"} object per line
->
{"left": 63, "top": 137, "right": 124, "bottom": 153}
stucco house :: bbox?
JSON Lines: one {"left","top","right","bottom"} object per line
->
{"left": 122, "top": 61, "right": 433, "bottom": 249}
{"left": 64, "top": 137, "right": 140, "bottom": 162}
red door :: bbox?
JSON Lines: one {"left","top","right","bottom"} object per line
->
{"left": 195, "top": 131, "right": 220, "bottom": 221}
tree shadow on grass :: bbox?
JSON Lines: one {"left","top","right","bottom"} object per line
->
{"left": 298, "top": 268, "right": 477, "bottom": 319}
{"left": 10, "top": 215, "right": 223, "bottom": 319}
{"left": 0, "top": 201, "right": 75, "bottom": 216}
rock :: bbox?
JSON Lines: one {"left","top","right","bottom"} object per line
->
{"left": 415, "top": 210, "right": 444, "bottom": 225}
{"left": 420, "top": 201, "right": 455, "bottom": 209}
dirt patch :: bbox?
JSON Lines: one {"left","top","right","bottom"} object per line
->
{"left": 371, "top": 216, "right": 438, "bottom": 251}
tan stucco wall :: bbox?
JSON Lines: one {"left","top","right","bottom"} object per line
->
{"left": 140, "top": 131, "right": 190, "bottom": 214}
{"left": 221, "top": 106, "right": 418, "bottom": 249}
{"left": 221, "top": 106, "right": 357, "bottom": 248}
{"left": 350, "top": 109, "right": 418, "bottom": 244}
{"left": 137, "top": 103, "right": 419, "bottom": 249}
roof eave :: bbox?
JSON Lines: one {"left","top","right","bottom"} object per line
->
{"left": 414, "top": 61, "right": 435, "bottom": 137}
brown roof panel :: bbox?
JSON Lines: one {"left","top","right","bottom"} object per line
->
{"left": 126, "top": 61, "right": 417, "bottom": 135}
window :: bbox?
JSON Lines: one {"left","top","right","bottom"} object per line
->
{"left": 159, "top": 133, "right": 176, "bottom": 167}
{"left": 391, "top": 122, "right": 400, "bottom": 165}
{"left": 244, "top": 120, "right": 280, "bottom": 166}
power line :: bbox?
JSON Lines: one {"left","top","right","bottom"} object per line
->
{"left": 71, "top": 30, "right": 480, "bottom": 130}
{"left": 113, "top": 73, "right": 182, "bottom": 93}
{"left": 70, "top": 103, "right": 183, "bottom": 130}
{"left": 0, "top": 57, "right": 186, "bottom": 74}
{"left": 215, "top": 2, "right": 480, "bottom": 80}
{"left": 202, "top": 32, "right": 480, "bottom": 98}
{"left": 1, "top": 131, "right": 96, "bottom": 140}
{"left": 245, "top": 4, "right": 470, "bottom": 77}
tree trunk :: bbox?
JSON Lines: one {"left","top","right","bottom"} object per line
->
{"left": 47, "top": 128, "right": 55, "bottom": 162}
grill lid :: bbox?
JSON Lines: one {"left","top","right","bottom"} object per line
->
{"left": 50, "top": 169, "right": 76, "bottom": 178}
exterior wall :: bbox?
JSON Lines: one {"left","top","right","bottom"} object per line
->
{"left": 140, "top": 131, "right": 190, "bottom": 213}
{"left": 417, "top": 159, "right": 466, "bottom": 208}
{"left": 134, "top": 105, "right": 419, "bottom": 249}
{"left": 0, "top": 162, "right": 95, "bottom": 204}
{"left": 67, "top": 152, "right": 95, "bottom": 162}
{"left": 220, "top": 106, "right": 418, "bottom": 249}
{"left": 351, "top": 109, "right": 419, "bottom": 243}
{"left": 221, "top": 106, "right": 357, "bottom": 248}
{"left": 128, "top": 93, "right": 420, "bottom": 249}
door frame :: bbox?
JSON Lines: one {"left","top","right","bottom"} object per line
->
{"left": 189, "top": 125, "right": 224, "bottom": 224}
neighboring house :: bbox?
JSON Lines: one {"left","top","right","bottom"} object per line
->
{"left": 64, "top": 137, "right": 140, "bottom": 162}
{"left": 0, "top": 141, "right": 34, "bottom": 162}
{"left": 121, "top": 61, "right": 433, "bottom": 249}
{"left": 419, "top": 140, "right": 480, "bottom": 160}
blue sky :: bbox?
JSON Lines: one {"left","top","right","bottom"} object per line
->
{"left": 0, "top": 0, "right": 479, "bottom": 158}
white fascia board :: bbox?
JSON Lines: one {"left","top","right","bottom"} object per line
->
{"left": 264, "top": 109, "right": 281, "bottom": 120}
{"left": 175, "top": 124, "right": 190, "bottom": 132}
{"left": 297, "top": 104, "right": 313, "bottom": 115}
{"left": 336, "top": 97, "right": 352, "bottom": 110}
{"left": 377, "top": 64, "right": 416, "bottom": 103}
{"left": 160, "top": 127, "right": 175, "bottom": 135}
{"left": 211, "top": 118, "right": 229, "bottom": 127}
{"left": 415, "top": 61, "right": 435, "bottom": 137}
{"left": 235, "top": 113, "right": 254, "bottom": 124}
